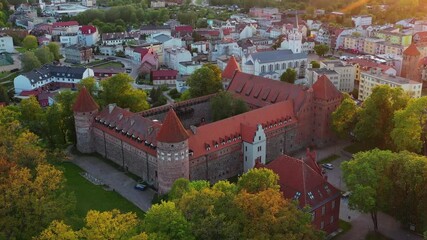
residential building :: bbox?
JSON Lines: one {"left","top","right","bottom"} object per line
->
{"left": 164, "top": 47, "right": 192, "bottom": 70}
{"left": 0, "top": 34, "right": 14, "bottom": 53}
{"left": 99, "top": 45, "right": 124, "bottom": 56}
{"left": 140, "top": 25, "right": 171, "bottom": 36}
{"left": 93, "top": 68, "right": 125, "bottom": 79}
{"left": 82, "top": 0, "right": 95, "bottom": 7}
{"left": 241, "top": 49, "right": 308, "bottom": 80}
{"left": 151, "top": 69, "right": 178, "bottom": 86}
{"left": 150, "top": 1, "right": 166, "bottom": 8}
{"left": 359, "top": 70, "right": 422, "bottom": 101}
{"left": 306, "top": 68, "right": 340, "bottom": 90}
{"left": 60, "top": 34, "right": 78, "bottom": 47}
{"left": 101, "top": 32, "right": 140, "bottom": 46}
{"left": 78, "top": 25, "right": 99, "bottom": 46}
{"left": 401, "top": 44, "right": 421, "bottom": 82}
{"left": 248, "top": 7, "right": 279, "bottom": 18}
{"left": 320, "top": 60, "right": 356, "bottom": 92}
{"left": 373, "top": 31, "right": 412, "bottom": 47}
{"left": 63, "top": 45, "right": 93, "bottom": 64}
{"left": 256, "top": 151, "right": 341, "bottom": 235}
{"left": 14, "top": 65, "right": 94, "bottom": 94}
{"left": 73, "top": 70, "right": 342, "bottom": 195}
{"left": 178, "top": 61, "right": 203, "bottom": 75}
{"left": 210, "top": 40, "right": 242, "bottom": 61}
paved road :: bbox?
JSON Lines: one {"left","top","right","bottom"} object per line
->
{"left": 70, "top": 154, "right": 155, "bottom": 212}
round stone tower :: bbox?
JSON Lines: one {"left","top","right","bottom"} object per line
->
{"left": 72, "top": 87, "right": 99, "bottom": 154}
{"left": 156, "top": 108, "right": 190, "bottom": 194}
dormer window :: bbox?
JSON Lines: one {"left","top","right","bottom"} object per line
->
{"left": 293, "top": 191, "right": 301, "bottom": 200}
{"left": 205, "top": 143, "right": 210, "bottom": 151}
{"left": 308, "top": 192, "right": 314, "bottom": 200}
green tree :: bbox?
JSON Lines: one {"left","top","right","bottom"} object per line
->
{"left": 314, "top": 44, "right": 330, "bottom": 57}
{"left": 47, "top": 42, "right": 61, "bottom": 61}
{"left": 354, "top": 85, "right": 409, "bottom": 149}
{"left": 0, "top": 84, "right": 9, "bottom": 104}
{"left": 237, "top": 168, "right": 280, "bottom": 194}
{"left": 22, "top": 51, "right": 42, "bottom": 72}
{"left": 22, "top": 35, "right": 38, "bottom": 50}
{"left": 36, "top": 220, "right": 78, "bottom": 240}
{"left": 78, "top": 77, "right": 97, "bottom": 95}
{"left": 280, "top": 68, "right": 297, "bottom": 84}
{"left": 0, "top": 161, "right": 75, "bottom": 239}
{"left": 310, "top": 60, "right": 320, "bottom": 68}
{"left": 55, "top": 91, "right": 77, "bottom": 143}
{"left": 44, "top": 104, "right": 67, "bottom": 148}
{"left": 211, "top": 91, "right": 248, "bottom": 121}
{"left": 19, "top": 96, "right": 45, "bottom": 136}
{"left": 187, "top": 64, "right": 223, "bottom": 98}
{"left": 100, "top": 73, "right": 149, "bottom": 112}
{"left": 391, "top": 97, "right": 427, "bottom": 154}
{"left": 342, "top": 149, "right": 394, "bottom": 231}
{"left": 332, "top": 93, "right": 359, "bottom": 138}
{"left": 35, "top": 46, "right": 54, "bottom": 64}
{"left": 144, "top": 201, "right": 194, "bottom": 240}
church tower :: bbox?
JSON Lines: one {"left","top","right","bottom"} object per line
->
{"left": 156, "top": 109, "right": 190, "bottom": 194}
{"left": 401, "top": 43, "right": 421, "bottom": 82}
{"left": 73, "top": 87, "right": 99, "bottom": 153}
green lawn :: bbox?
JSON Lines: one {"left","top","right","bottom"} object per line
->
{"left": 422, "top": 88, "right": 427, "bottom": 96}
{"left": 343, "top": 142, "right": 373, "bottom": 154}
{"left": 0, "top": 72, "right": 20, "bottom": 90}
{"left": 365, "top": 231, "right": 392, "bottom": 240}
{"left": 92, "top": 61, "right": 124, "bottom": 68}
{"left": 57, "top": 162, "right": 144, "bottom": 229}
{"left": 318, "top": 154, "right": 340, "bottom": 164}
{"left": 15, "top": 47, "right": 27, "bottom": 53}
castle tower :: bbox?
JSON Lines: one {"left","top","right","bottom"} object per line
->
{"left": 156, "top": 109, "right": 190, "bottom": 194}
{"left": 73, "top": 87, "right": 99, "bottom": 153}
{"left": 401, "top": 43, "right": 421, "bottom": 82}
{"left": 221, "top": 55, "right": 241, "bottom": 89}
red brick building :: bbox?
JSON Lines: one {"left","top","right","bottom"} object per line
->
{"left": 151, "top": 70, "right": 178, "bottom": 86}
{"left": 256, "top": 150, "right": 341, "bottom": 234}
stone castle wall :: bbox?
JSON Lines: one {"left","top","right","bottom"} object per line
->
{"left": 75, "top": 111, "right": 97, "bottom": 153}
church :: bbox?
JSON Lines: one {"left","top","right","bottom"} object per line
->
{"left": 73, "top": 63, "right": 342, "bottom": 194}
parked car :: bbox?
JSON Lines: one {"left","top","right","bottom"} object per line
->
{"left": 134, "top": 182, "right": 147, "bottom": 191}
{"left": 342, "top": 191, "right": 351, "bottom": 198}
{"left": 322, "top": 163, "right": 334, "bottom": 170}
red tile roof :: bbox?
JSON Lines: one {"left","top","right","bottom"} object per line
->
{"left": 227, "top": 72, "right": 307, "bottom": 112}
{"left": 403, "top": 43, "right": 421, "bottom": 56}
{"left": 348, "top": 59, "right": 394, "bottom": 72}
{"left": 222, "top": 56, "right": 241, "bottom": 79}
{"left": 52, "top": 21, "right": 79, "bottom": 28}
{"left": 134, "top": 48, "right": 149, "bottom": 57}
{"left": 312, "top": 75, "right": 342, "bottom": 101}
{"left": 175, "top": 25, "right": 193, "bottom": 33}
{"left": 80, "top": 25, "right": 97, "bottom": 35}
{"left": 72, "top": 87, "right": 99, "bottom": 112}
{"left": 419, "top": 57, "right": 427, "bottom": 66}
{"left": 20, "top": 89, "right": 40, "bottom": 97}
{"left": 258, "top": 154, "right": 340, "bottom": 209}
{"left": 188, "top": 101, "right": 295, "bottom": 158}
{"left": 157, "top": 108, "right": 189, "bottom": 143}
{"left": 152, "top": 69, "right": 178, "bottom": 77}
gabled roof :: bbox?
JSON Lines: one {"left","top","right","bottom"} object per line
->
{"left": 80, "top": 25, "right": 97, "bottom": 35}
{"left": 156, "top": 108, "right": 189, "bottom": 143}
{"left": 72, "top": 87, "right": 99, "bottom": 112}
{"left": 312, "top": 75, "right": 342, "bottom": 100}
{"left": 152, "top": 69, "right": 178, "bottom": 77}
{"left": 403, "top": 43, "right": 420, "bottom": 56}
{"left": 227, "top": 72, "right": 307, "bottom": 112}
{"left": 222, "top": 55, "right": 241, "bottom": 79}
{"left": 258, "top": 154, "right": 340, "bottom": 209}
{"left": 247, "top": 49, "right": 307, "bottom": 64}
{"left": 175, "top": 25, "right": 193, "bottom": 32}
{"left": 52, "top": 21, "right": 79, "bottom": 28}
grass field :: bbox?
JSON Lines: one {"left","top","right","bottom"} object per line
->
{"left": 0, "top": 72, "right": 20, "bottom": 90}
{"left": 331, "top": 220, "right": 352, "bottom": 239}
{"left": 93, "top": 61, "right": 124, "bottom": 68}
{"left": 56, "top": 162, "right": 144, "bottom": 229}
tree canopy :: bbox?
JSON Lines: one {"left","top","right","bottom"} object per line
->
{"left": 280, "top": 68, "right": 297, "bottom": 84}
{"left": 100, "top": 73, "right": 149, "bottom": 112}
{"left": 332, "top": 93, "right": 359, "bottom": 138}
{"left": 22, "top": 51, "right": 42, "bottom": 72}
{"left": 186, "top": 64, "right": 223, "bottom": 98}
{"left": 22, "top": 35, "right": 38, "bottom": 50}
{"left": 314, "top": 44, "right": 330, "bottom": 57}
{"left": 210, "top": 91, "right": 249, "bottom": 121}
{"left": 34, "top": 46, "right": 54, "bottom": 65}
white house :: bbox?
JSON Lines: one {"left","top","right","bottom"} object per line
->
{"left": 178, "top": 61, "right": 203, "bottom": 75}
{"left": 0, "top": 34, "right": 14, "bottom": 53}
{"left": 78, "top": 25, "right": 99, "bottom": 46}
{"left": 320, "top": 60, "right": 356, "bottom": 92}
{"left": 351, "top": 15, "right": 373, "bottom": 27}
{"left": 210, "top": 40, "right": 242, "bottom": 61}
{"left": 241, "top": 49, "right": 308, "bottom": 80}
{"left": 164, "top": 47, "right": 192, "bottom": 70}
{"left": 14, "top": 65, "right": 94, "bottom": 94}
{"left": 239, "top": 25, "right": 256, "bottom": 40}
{"left": 60, "top": 35, "right": 78, "bottom": 46}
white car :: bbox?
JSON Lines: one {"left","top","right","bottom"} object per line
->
{"left": 322, "top": 163, "right": 334, "bottom": 170}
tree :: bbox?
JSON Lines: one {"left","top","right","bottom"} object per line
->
{"left": 342, "top": 149, "right": 395, "bottom": 231}
{"left": 332, "top": 93, "right": 359, "bottom": 138}
{"left": 22, "top": 51, "right": 42, "bottom": 72}
{"left": 36, "top": 220, "right": 78, "bottom": 240}
{"left": 55, "top": 91, "right": 77, "bottom": 143}
{"left": 78, "top": 77, "right": 97, "bottom": 95}
{"left": 35, "top": 46, "right": 54, "bottom": 64}
{"left": 22, "top": 35, "right": 38, "bottom": 50}
{"left": 44, "top": 104, "right": 67, "bottom": 148}
{"left": 144, "top": 201, "right": 194, "bottom": 240}
{"left": 47, "top": 42, "right": 61, "bottom": 61}
{"left": 391, "top": 97, "right": 427, "bottom": 154}
{"left": 354, "top": 85, "right": 409, "bottom": 149}
{"left": 80, "top": 210, "right": 140, "bottom": 240}
{"left": 310, "top": 60, "right": 320, "bottom": 68}
{"left": 100, "top": 73, "right": 149, "bottom": 112}
{"left": 211, "top": 91, "right": 249, "bottom": 121}
{"left": 314, "top": 44, "right": 330, "bottom": 57}
{"left": 19, "top": 96, "right": 45, "bottom": 136}
{"left": 186, "top": 64, "right": 223, "bottom": 98}
{"left": 0, "top": 84, "right": 9, "bottom": 104}
{"left": 0, "top": 161, "right": 75, "bottom": 239}
{"left": 237, "top": 168, "right": 280, "bottom": 194}
{"left": 280, "top": 68, "right": 297, "bottom": 84}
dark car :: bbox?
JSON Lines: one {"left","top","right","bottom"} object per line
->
{"left": 134, "top": 182, "right": 147, "bottom": 191}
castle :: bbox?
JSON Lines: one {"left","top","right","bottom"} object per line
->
{"left": 73, "top": 66, "right": 342, "bottom": 194}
